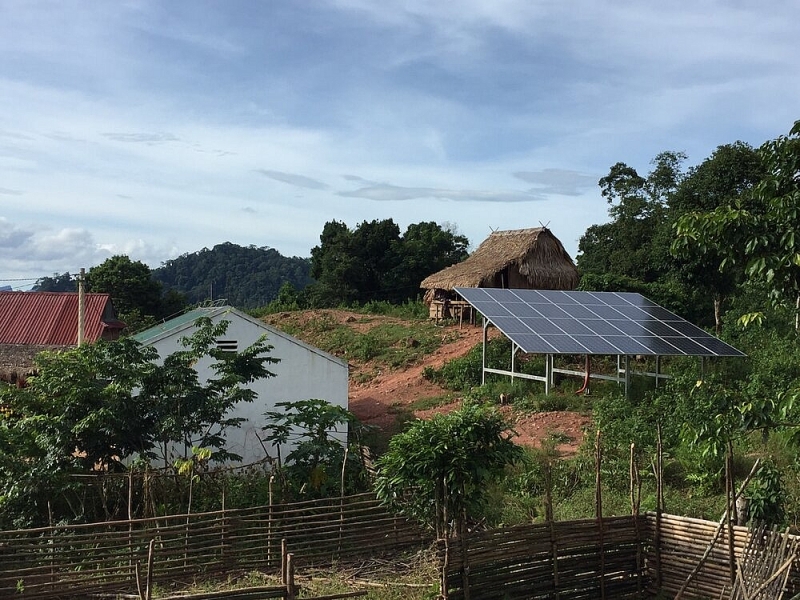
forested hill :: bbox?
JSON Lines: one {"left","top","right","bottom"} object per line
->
{"left": 152, "top": 242, "right": 313, "bottom": 309}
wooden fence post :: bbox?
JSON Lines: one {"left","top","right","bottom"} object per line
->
{"left": 595, "top": 430, "right": 605, "bottom": 600}
{"left": 726, "top": 443, "right": 736, "bottom": 589}
{"left": 460, "top": 509, "right": 470, "bottom": 600}
{"left": 281, "top": 539, "right": 288, "bottom": 585}
{"left": 268, "top": 476, "right": 275, "bottom": 565}
{"left": 285, "top": 553, "right": 295, "bottom": 600}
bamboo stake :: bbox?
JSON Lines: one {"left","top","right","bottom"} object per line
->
{"left": 441, "top": 476, "right": 450, "bottom": 600}
{"left": 461, "top": 507, "right": 471, "bottom": 600}
{"left": 268, "top": 475, "right": 275, "bottom": 565}
{"left": 595, "top": 430, "right": 605, "bottom": 600}
{"left": 281, "top": 538, "right": 288, "bottom": 585}
{"left": 145, "top": 538, "right": 154, "bottom": 600}
{"left": 726, "top": 444, "right": 736, "bottom": 589}
{"left": 655, "top": 423, "right": 664, "bottom": 592}
{"left": 674, "top": 458, "right": 761, "bottom": 600}
{"left": 286, "top": 553, "right": 295, "bottom": 600}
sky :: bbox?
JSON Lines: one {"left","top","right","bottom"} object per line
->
{"left": 1, "top": 1, "right": 799, "bottom": 289}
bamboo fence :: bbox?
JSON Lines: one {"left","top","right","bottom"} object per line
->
{"left": 649, "top": 512, "right": 800, "bottom": 599}
{"left": 0, "top": 493, "right": 428, "bottom": 599}
{"left": 6, "top": 492, "right": 800, "bottom": 600}
{"left": 437, "top": 515, "right": 647, "bottom": 600}
{"left": 437, "top": 513, "right": 800, "bottom": 600}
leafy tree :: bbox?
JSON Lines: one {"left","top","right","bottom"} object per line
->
{"left": 262, "top": 399, "right": 367, "bottom": 498}
{"left": 670, "top": 121, "right": 800, "bottom": 329}
{"left": 386, "top": 221, "right": 469, "bottom": 303}
{"left": 671, "top": 143, "right": 765, "bottom": 331}
{"left": 0, "top": 318, "right": 278, "bottom": 527}
{"left": 308, "top": 219, "right": 469, "bottom": 307}
{"left": 746, "top": 120, "right": 800, "bottom": 325}
{"left": 145, "top": 317, "right": 279, "bottom": 464}
{"left": 374, "top": 403, "right": 522, "bottom": 539}
{"left": 88, "top": 255, "right": 178, "bottom": 331}
{"left": 89, "top": 255, "right": 163, "bottom": 317}
{"left": 32, "top": 272, "right": 76, "bottom": 292}
{"left": 578, "top": 152, "right": 686, "bottom": 286}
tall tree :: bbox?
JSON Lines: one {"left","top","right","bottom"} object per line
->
{"left": 387, "top": 221, "right": 469, "bottom": 303}
{"left": 670, "top": 121, "right": 800, "bottom": 329}
{"left": 88, "top": 255, "right": 166, "bottom": 326}
{"left": 578, "top": 152, "right": 686, "bottom": 290}
{"left": 671, "top": 142, "right": 765, "bottom": 331}
{"left": 32, "top": 272, "right": 76, "bottom": 292}
{"left": 309, "top": 219, "right": 469, "bottom": 307}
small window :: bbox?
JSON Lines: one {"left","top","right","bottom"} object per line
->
{"left": 216, "top": 339, "right": 238, "bottom": 353}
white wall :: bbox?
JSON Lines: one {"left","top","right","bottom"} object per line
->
{"left": 143, "top": 309, "right": 349, "bottom": 466}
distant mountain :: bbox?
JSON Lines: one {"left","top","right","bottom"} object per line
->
{"left": 152, "top": 242, "right": 313, "bottom": 309}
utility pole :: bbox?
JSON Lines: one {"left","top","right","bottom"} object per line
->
{"left": 77, "top": 268, "right": 86, "bottom": 346}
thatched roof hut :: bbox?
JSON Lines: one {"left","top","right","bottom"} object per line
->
{"left": 420, "top": 227, "right": 578, "bottom": 303}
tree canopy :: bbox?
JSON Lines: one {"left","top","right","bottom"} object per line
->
{"left": 374, "top": 403, "right": 521, "bottom": 539}
{"left": 308, "top": 219, "right": 469, "bottom": 306}
{"left": 0, "top": 318, "right": 278, "bottom": 528}
{"left": 153, "top": 242, "right": 313, "bottom": 309}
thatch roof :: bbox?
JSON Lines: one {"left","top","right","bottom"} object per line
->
{"left": 420, "top": 227, "right": 578, "bottom": 295}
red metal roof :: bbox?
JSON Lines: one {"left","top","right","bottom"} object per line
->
{"left": 0, "top": 291, "right": 124, "bottom": 346}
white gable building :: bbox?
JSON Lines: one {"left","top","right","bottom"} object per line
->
{"left": 133, "top": 305, "right": 349, "bottom": 465}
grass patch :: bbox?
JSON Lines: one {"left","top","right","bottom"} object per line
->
{"left": 266, "top": 310, "right": 451, "bottom": 372}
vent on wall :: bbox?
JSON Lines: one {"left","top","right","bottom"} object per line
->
{"left": 216, "top": 339, "right": 238, "bottom": 353}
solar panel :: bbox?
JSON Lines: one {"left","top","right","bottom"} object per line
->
{"left": 454, "top": 287, "right": 745, "bottom": 357}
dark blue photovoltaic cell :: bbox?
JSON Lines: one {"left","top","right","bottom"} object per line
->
{"left": 664, "top": 320, "right": 708, "bottom": 336}
{"left": 484, "top": 288, "right": 526, "bottom": 302}
{"left": 630, "top": 337, "right": 682, "bottom": 355}
{"left": 513, "top": 334, "right": 558, "bottom": 353}
{"left": 585, "top": 305, "right": 626, "bottom": 320}
{"left": 582, "top": 319, "right": 626, "bottom": 335}
{"left": 453, "top": 287, "right": 745, "bottom": 357}
{"left": 639, "top": 321, "right": 683, "bottom": 336}
{"left": 531, "top": 303, "right": 571, "bottom": 318}
{"left": 506, "top": 303, "right": 546, "bottom": 318}
{"left": 638, "top": 306, "right": 682, "bottom": 320}
{"left": 519, "top": 318, "right": 566, "bottom": 334}
{"left": 606, "top": 320, "right": 651, "bottom": 336}
{"left": 662, "top": 337, "right": 709, "bottom": 354}
{"left": 469, "top": 301, "right": 511, "bottom": 318}
{"left": 549, "top": 319, "right": 595, "bottom": 335}
{"left": 606, "top": 304, "right": 648, "bottom": 319}
{"left": 558, "top": 304, "right": 601, "bottom": 319}
{"left": 692, "top": 336, "right": 743, "bottom": 355}
{"left": 562, "top": 290, "right": 602, "bottom": 304}
{"left": 572, "top": 336, "right": 625, "bottom": 354}
{"left": 603, "top": 336, "right": 654, "bottom": 355}
{"left": 490, "top": 316, "right": 534, "bottom": 334}
{"left": 541, "top": 335, "right": 591, "bottom": 353}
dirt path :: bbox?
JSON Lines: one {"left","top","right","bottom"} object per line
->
{"left": 267, "top": 310, "right": 590, "bottom": 455}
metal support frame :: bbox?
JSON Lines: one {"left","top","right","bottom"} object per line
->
{"left": 477, "top": 317, "right": 672, "bottom": 397}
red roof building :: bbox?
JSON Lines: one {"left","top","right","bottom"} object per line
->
{"left": 0, "top": 291, "right": 125, "bottom": 384}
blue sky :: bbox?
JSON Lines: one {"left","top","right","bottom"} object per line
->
{"left": 2, "top": 1, "right": 799, "bottom": 288}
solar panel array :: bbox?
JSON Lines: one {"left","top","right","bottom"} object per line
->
{"left": 454, "top": 287, "right": 745, "bottom": 357}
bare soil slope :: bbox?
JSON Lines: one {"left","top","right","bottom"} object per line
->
{"left": 265, "top": 310, "right": 590, "bottom": 455}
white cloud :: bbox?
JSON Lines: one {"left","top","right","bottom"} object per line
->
{"left": 0, "top": 0, "right": 797, "bottom": 281}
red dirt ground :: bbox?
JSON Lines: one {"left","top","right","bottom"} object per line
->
{"left": 267, "top": 310, "right": 591, "bottom": 456}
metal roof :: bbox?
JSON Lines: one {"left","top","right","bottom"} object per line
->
{"left": 132, "top": 307, "right": 218, "bottom": 345}
{"left": 0, "top": 291, "right": 123, "bottom": 345}
{"left": 455, "top": 287, "right": 745, "bottom": 357}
